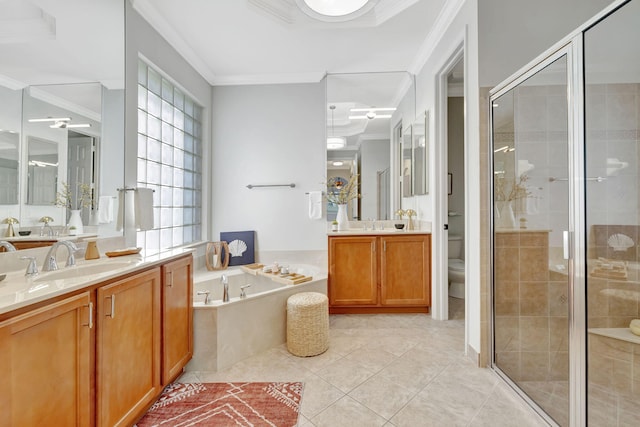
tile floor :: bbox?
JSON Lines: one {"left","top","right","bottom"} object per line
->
{"left": 180, "top": 298, "right": 548, "bottom": 426}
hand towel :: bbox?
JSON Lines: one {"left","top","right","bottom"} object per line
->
{"left": 98, "top": 196, "right": 115, "bottom": 224}
{"left": 135, "top": 188, "right": 155, "bottom": 231}
{"left": 115, "top": 190, "right": 125, "bottom": 231}
{"left": 308, "top": 191, "right": 323, "bottom": 220}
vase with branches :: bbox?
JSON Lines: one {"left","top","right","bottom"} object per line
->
{"left": 55, "top": 182, "right": 93, "bottom": 210}
{"left": 494, "top": 174, "right": 532, "bottom": 228}
{"left": 326, "top": 175, "right": 359, "bottom": 231}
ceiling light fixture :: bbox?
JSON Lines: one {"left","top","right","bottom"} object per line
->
{"left": 332, "top": 161, "right": 344, "bottom": 167}
{"left": 28, "top": 117, "right": 91, "bottom": 129}
{"left": 28, "top": 117, "right": 71, "bottom": 123}
{"left": 327, "top": 105, "right": 345, "bottom": 149}
{"left": 349, "top": 107, "right": 397, "bottom": 112}
{"left": 49, "top": 121, "right": 91, "bottom": 129}
{"left": 296, "top": 0, "right": 379, "bottom": 22}
{"left": 348, "top": 114, "right": 392, "bottom": 120}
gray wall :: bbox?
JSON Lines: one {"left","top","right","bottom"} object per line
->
{"left": 211, "top": 83, "right": 326, "bottom": 252}
{"left": 479, "top": 0, "right": 615, "bottom": 87}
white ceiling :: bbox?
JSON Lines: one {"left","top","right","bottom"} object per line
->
{"left": 132, "top": 0, "right": 453, "bottom": 86}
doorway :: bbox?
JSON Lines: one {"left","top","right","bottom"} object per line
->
{"left": 446, "top": 58, "right": 465, "bottom": 321}
{"left": 435, "top": 44, "right": 466, "bottom": 324}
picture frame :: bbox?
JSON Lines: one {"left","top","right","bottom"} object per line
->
{"left": 220, "top": 230, "right": 255, "bottom": 266}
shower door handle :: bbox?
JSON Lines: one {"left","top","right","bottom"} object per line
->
{"left": 563, "top": 231, "right": 571, "bottom": 260}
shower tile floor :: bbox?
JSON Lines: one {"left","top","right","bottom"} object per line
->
{"left": 180, "top": 298, "right": 547, "bottom": 426}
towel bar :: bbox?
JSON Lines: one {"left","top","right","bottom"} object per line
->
{"left": 246, "top": 183, "right": 295, "bottom": 189}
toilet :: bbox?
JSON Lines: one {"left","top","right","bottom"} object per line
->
{"left": 448, "top": 234, "right": 465, "bottom": 299}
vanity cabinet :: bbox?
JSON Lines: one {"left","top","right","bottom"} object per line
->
{"left": 328, "top": 233, "right": 431, "bottom": 313}
{"left": 0, "top": 292, "right": 93, "bottom": 426}
{"left": 328, "top": 236, "right": 378, "bottom": 307}
{"left": 161, "top": 256, "right": 193, "bottom": 384}
{"left": 96, "top": 268, "right": 162, "bottom": 427}
{"left": 0, "top": 253, "right": 193, "bottom": 427}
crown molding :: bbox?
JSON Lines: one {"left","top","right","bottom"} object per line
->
{"left": 0, "top": 73, "right": 26, "bottom": 90}
{"left": 248, "top": 0, "right": 295, "bottom": 24}
{"left": 28, "top": 86, "right": 101, "bottom": 122}
{"left": 374, "top": 0, "right": 420, "bottom": 25}
{"left": 131, "top": 0, "right": 217, "bottom": 85}
{"left": 211, "top": 71, "right": 325, "bottom": 86}
{"left": 408, "top": 0, "right": 466, "bottom": 75}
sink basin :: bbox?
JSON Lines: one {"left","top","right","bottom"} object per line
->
{"left": 35, "top": 261, "right": 135, "bottom": 282}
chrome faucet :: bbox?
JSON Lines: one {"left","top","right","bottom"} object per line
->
{"left": 41, "top": 224, "right": 55, "bottom": 237}
{"left": 20, "top": 256, "right": 38, "bottom": 277}
{"left": 240, "top": 284, "right": 251, "bottom": 299}
{"left": 197, "top": 290, "right": 211, "bottom": 304}
{"left": 221, "top": 274, "right": 229, "bottom": 302}
{"left": 0, "top": 241, "right": 17, "bottom": 252}
{"left": 43, "top": 241, "right": 78, "bottom": 272}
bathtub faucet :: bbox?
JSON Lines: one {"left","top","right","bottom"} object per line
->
{"left": 240, "top": 284, "right": 251, "bottom": 299}
{"left": 197, "top": 290, "right": 211, "bottom": 304}
{"left": 221, "top": 274, "right": 229, "bottom": 302}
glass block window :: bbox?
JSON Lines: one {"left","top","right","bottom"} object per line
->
{"left": 137, "top": 59, "right": 203, "bottom": 254}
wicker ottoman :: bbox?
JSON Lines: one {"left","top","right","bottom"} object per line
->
{"left": 286, "top": 292, "right": 329, "bottom": 357}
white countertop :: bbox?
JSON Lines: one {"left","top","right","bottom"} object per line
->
{"left": 0, "top": 248, "right": 193, "bottom": 316}
{"left": 5, "top": 233, "right": 98, "bottom": 242}
{"left": 328, "top": 229, "right": 431, "bottom": 236}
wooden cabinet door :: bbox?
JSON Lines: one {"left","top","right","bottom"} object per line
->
{"left": 0, "top": 292, "right": 92, "bottom": 427}
{"left": 161, "top": 255, "right": 193, "bottom": 385}
{"left": 96, "top": 268, "right": 161, "bottom": 427}
{"left": 329, "top": 236, "right": 378, "bottom": 306}
{"left": 380, "top": 235, "right": 431, "bottom": 306}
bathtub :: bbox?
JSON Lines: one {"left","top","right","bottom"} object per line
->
{"left": 186, "top": 264, "right": 327, "bottom": 372}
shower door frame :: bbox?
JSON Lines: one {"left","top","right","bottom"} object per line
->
{"left": 489, "top": 44, "right": 579, "bottom": 426}
{"left": 488, "top": 1, "right": 632, "bottom": 424}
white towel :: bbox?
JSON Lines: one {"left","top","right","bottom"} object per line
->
{"left": 135, "top": 188, "right": 154, "bottom": 231}
{"left": 308, "top": 191, "right": 323, "bottom": 220}
{"left": 98, "top": 196, "right": 115, "bottom": 224}
{"left": 115, "top": 190, "right": 125, "bottom": 231}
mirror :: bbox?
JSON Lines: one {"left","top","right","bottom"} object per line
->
{"left": 26, "top": 137, "right": 58, "bottom": 205}
{"left": 0, "top": 129, "right": 19, "bottom": 205}
{"left": 326, "top": 72, "right": 414, "bottom": 221}
{"left": 0, "top": 0, "right": 124, "bottom": 239}
{"left": 402, "top": 125, "right": 412, "bottom": 197}
{"left": 412, "top": 111, "right": 429, "bottom": 195}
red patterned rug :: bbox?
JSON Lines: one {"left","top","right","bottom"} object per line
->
{"left": 136, "top": 382, "right": 303, "bottom": 427}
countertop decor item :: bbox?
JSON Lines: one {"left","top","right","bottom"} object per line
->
{"left": 205, "top": 241, "right": 230, "bottom": 270}
{"left": 18, "top": 230, "right": 31, "bottom": 236}
{"left": 105, "top": 247, "right": 142, "bottom": 257}
{"left": 405, "top": 209, "right": 416, "bottom": 230}
{"left": 85, "top": 239, "right": 100, "bottom": 260}
{"left": 220, "top": 231, "right": 255, "bottom": 266}
{"left": 3, "top": 217, "right": 19, "bottom": 237}
{"left": 394, "top": 223, "right": 405, "bottom": 230}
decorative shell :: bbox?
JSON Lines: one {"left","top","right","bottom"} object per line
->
{"left": 228, "top": 239, "right": 248, "bottom": 257}
{"left": 607, "top": 233, "right": 634, "bottom": 252}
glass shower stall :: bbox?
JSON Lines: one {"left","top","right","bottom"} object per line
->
{"left": 490, "top": 0, "right": 640, "bottom": 425}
